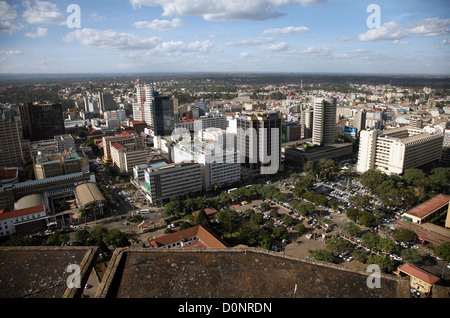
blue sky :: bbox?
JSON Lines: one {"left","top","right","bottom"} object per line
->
{"left": 1, "top": 0, "right": 449, "bottom": 74}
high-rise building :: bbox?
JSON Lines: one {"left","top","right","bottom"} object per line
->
{"left": 300, "top": 108, "right": 313, "bottom": 139}
{"left": 98, "top": 92, "right": 117, "bottom": 114}
{"left": 19, "top": 103, "right": 65, "bottom": 141}
{"left": 353, "top": 109, "right": 367, "bottom": 133}
{"left": 0, "top": 109, "right": 24, "bottom": 168}
{"left": 134, "top": 79, "right": 156, "bottom": 126}
{"left": 312, "top": 97, "right": 337, "bottom": 146}
{"left": 236, "top": 111, "right": 282, "bottom": 174}
{"left": 357, "top": 126, "right": 444, "bottom": 175}
{"left": 152, "top": 95, "right": 176, "bottom": 136}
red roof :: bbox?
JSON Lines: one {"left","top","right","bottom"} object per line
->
{"left": 111, "top": 142, "right": 124, "bottom": 150}
{"left": 116, "top": 130, "right": 137, "bottom": 136}
{"left": 398, "top": 263, "right": 439, "bottom": 285}
{"left": 0, "top": 205, "right": 45, "bottom": 221}
{"left": 148, "top": 225, "right": 229, "bottom": 248}
{"left": 0, "top": 169, "right": 18, "bottom": 180}
{"left": 405, "top": 194, "right": 450, "bottom": 219}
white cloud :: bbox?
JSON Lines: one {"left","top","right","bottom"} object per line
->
{"left": 0, "top": 50, "right": 24, "bottom": 55}
{"left": 358, "top": 18, "right": 450, "bottom": 41}
{"left": 239, "top": 51, "right": 252, "bottom": 58}
{"left": 133, "top": 18, "right": 183, "bottom": 31}
{"left": 154, "top": 40, "right": 184, "bottom": 52}
{"left": 63, "top": 28, "right": 162, "bottom": 50}
{"left": 22, "top": 0, "right": 66, "bottom": 25}
{"left": 263, "top": 41, "right": 290, "bottom": 51}
{"left": 225, "top": 36, "right": 276, "bottom": 47}
{"left": 129, "top": 0, "right": 326, "bottom": 21}
{"left": 90, "top": 13, "right": 106, "bottom": 22}
{"left": 25, "top": 26, "right": 48, "bottom": 38}
{"left": 408, "top": 18, "right": 450, "bottom": 37}
{"left": 182, "top": 40, "right": 220, "bottom": 53}
{"left": 358, "top": 21, "right": 408, "bottom": 41}
{"left": 0, "top": 1, "right": 23, "bottom": 33}
{"left": 263, "top": 26, "right": 309, "bottom": 35}
{"left": 299, "top": 45, "right": 333, "bottom": 56}
{"left": 440, "top": 39, "right": 450, "bottom": 45}
{"left": 393, "top": 40, "right": 410, "bottom": 45}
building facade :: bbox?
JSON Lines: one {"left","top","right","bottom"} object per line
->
{"left": 357, "top": 126, "right": 444, "bottom": 175}
{"left": 312, "top": 97, "right": 337, "bottom": 146}
{"left": 144, "top": 162, "right": 202, "bottom": 204}
{"left": 19, "top": 103, "right": 65, "bottom": 141}
{"left": 236, "top": 111, "right": 282, "bottom": 174}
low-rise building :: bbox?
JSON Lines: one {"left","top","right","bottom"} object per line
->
{"left": 148, "top": 225, "right": 229, "bottom": 248}
{"left": 34, "top": 150, "right": 89, "bottom": 180}
{"left": 0, "top": 204, "right": 46, "bottom": 237}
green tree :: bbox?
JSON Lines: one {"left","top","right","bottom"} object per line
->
{"left": 393, "top": 228, "right": 416, "bottom": 243}
{"left": 282, "top": 215, "right": 294, "bottom": 226}
{"left": 90, "top": 227, "right": 108, "bottom": 244}
{"left": 378, "top": 238, "right": 398, "bottom": 254}
{"left": 361, "top": 232, "right": 380, "bottom": 250}
{"left": 273, "top": 226, "right": 289, "bottom": 240}
{"left": 344, "top": 222, "right": 362, "bottom": 237}
{"left": 435, "top": 242, "right": 450, "bottom": 262}
{"left": 358, "top": 213, "right": 378, "bottom": 227}
{"left": 401, "top": 249, "right": 424, "bottom": 265}
{"left": 309, "top": 249, "right": 334, "bottom": 263}
{"left": 346, "top": 208, "right": 361, "bottom": 223}
{"left": 250, "top": 212, "right": 264, "bottom": 225}
{"left": 74, "top": 229, "right": 90, "bottom": 245}
{"left": 196, "top": 209, "right": 208, "bottom": 226}
{"left": 326, "top": 237, "right": 352, "bottom": 254}
{"left": 260, "top": 202, "right": 271, "bottom": 211}
{"left": 366, "top": 255, "right": 396, "bottom": 273}
{"left": 296, "top": 203, "right": 315, "bottom": 216}
{"left": 294, "top": 223, "right": 306, "bottom": 234}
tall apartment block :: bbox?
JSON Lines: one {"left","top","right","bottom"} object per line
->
{"left": 19, "top": 103, "right": 65, "bottom": 141}
{"left": 236, "top": 111, "right": 282, "bottom": 173}
{"left": 134, "top": 79, "right": 155, "bottom": 126}
{"left": 312, "top": 97, "right": 337, "bottom": 146}
{"left": 300, "top": 108, "right": 313, "bottom": 139}
{"left": 0, "top": 110, "right": 24, "bottom": 168}
{"left": 357, "top": 126, "right": 444, "bottom": 175}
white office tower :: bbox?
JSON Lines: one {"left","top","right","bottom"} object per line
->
{"left": 312, "top": 97, "right": 337, "bottom": 146}
{"left": 134, "top": 79, "right": 155, "bottom": 126}
{"left": 173, "top": 128, "right": 241, "bottom": 190}
{"left": 144, "top": 161, "right": 202, "bottom": 204}
{"left": 357, "top": 126, "right": 444, "bottom": 175}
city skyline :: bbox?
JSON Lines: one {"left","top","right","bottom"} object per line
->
{"left": 0, "top": 0, "right": 449, "bottom": 75}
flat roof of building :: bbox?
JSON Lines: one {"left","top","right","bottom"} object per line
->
{"left": 0, "top": 246, "right": 97, "bottom": 298}
{"left": 404, "top": 194, "right": 450, "bottom": 219}
{"left": 96, "top": 248, "right": 408, "bottom": 298}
